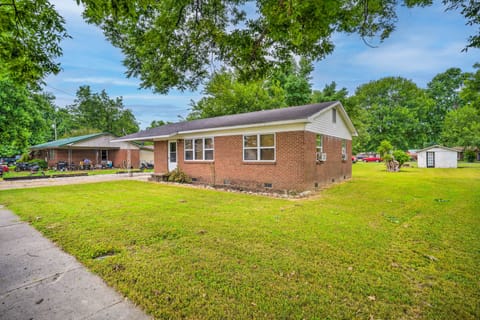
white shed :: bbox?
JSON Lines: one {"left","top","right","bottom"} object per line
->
{"left": 417, "top": 145, "right": 458, "bottom": 168}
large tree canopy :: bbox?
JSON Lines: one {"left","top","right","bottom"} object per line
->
{"left": 76, "top": 0, "right": 478, "bottom": 93}
{"left": 67, "top": 86, "right": 139, "bottom": 137}
{"left": 353, "top": 77, "right": 434, "bottom": 151}
{"left": 0, "top": 0, "right": 69, "bottom": 88}
{"left": 0, "top": 80, "right": 55, "bottom": 155}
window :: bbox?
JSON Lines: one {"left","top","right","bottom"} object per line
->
{"left": 184, "top": 138, "right": 214, "bottom": 161}
{"left": 243, "top": 134, "right": 275, "bottom": 161}
{"left": 101, "top": 150, "right": 108, "bottom": 161}
{"left": 48, "top": 149, "right": 55, "bottom": 160}
{"left": 341, "top": 139, "right": 347, "bottom": 160}
{"left": 332, "top": 108, "right": 336, "bottom": 123}
{"left": 316, "top": 134, "right": 323, "bottom": 153}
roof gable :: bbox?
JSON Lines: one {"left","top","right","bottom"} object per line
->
{"left": 417, "top": 145, "right": 458, "bottom": 153}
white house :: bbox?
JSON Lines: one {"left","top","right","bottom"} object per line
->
{"left": 417, "top": 145, "right": 458, "bottom": 168}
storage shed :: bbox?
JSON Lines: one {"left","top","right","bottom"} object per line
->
{"left": 417, "top": 145, "right": 458, "bottom": 168}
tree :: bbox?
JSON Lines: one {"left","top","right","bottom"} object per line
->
{"left": 426, "top": 67, "right": 468, "bottom": 143}
{"left": 311, "top": 82, "right": 348, "bottom": 104}
{"left": 270, "top": 58, "right": 313, "bottom": 106}
{"left": 147, "top": 120, "right": 168, "bottom": 129}
{"left": 0, "top": 79, "right": 53, "bottom": 155}
{"left": 0, "top": 0, "right": 69, "bottom": 88}
{"left": 187, "top": 71, "right": 286, "bottom": 120}
{"left": 460, "top": 63, "right": 480, "bottom": 109}
{"left": 377, "top": 140, "right": 398, "bottom": 172}
{"left": 392, "top": 150, "right": 410, "bottom": 168}
{"left": 68, "top": 85, "right": 139, "bottom": 136}
{"left": 188, "top": 59, "right": 314, "bottom": 119}
{"left": 77, "top": 0, "right": 478, "bottom": 93}
{"left": 352, "top": 77, "right": 433, "bottom": 151}
{"left": 440, "top": 105, "right": 480, "bottom": 148}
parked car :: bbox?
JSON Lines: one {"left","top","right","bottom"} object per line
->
{"left": 352, "top": 156, "right": 357, "bottom": 163}
{"left": 363, "top": 156, "right": 382, "bottom": 162}
{"left": 0, "top": 157, "right": 16, "bottom": 166}
{"left": 355, "top": 154, "right": 367, "bottom": 161}
{"left": 0, "top": 164, "right": 8, "bottom": 176}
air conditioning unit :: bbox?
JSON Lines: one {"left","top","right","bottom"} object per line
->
{"left": 316, "top": 152, "right": 327, "bottom": 162}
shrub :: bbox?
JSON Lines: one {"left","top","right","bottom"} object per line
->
{"left": 393, "top": 150, "right": 410, "bottom": 168}
{"left": 19, "top": 152, "right": 30, "bottom": 162}
{"left": 166, "top": 169, "right": 192, "bottom": 183}
{"left": 28, "top": 159, "right": 48, "bottom": 169}
{"left": 464, "top": 149, "right": 476, "bottom": 162}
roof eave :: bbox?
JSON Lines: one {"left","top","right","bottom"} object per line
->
{"left": 178, "top": 119, "right": 309, "bottom": 135}
{"left": 111, "top": 133, "right": 177, "bottom": 143}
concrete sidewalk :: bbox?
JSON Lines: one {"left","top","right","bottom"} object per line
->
{"left": 0, "top": 207, "right": 150, "bottom": 320}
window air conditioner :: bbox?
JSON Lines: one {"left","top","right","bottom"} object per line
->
{"left": 317, "top": 152, "right": 327, "bottom": 162}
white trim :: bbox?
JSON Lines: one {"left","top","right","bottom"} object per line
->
{"left": 242, "top": 133, "right": 276, "bottom": 162}
{"left": 111, "top": 133, "right": 176, "bottom": 142}
{"left": 168, "top": 141, "right": 177, "bottom": 171}
{"left": 184, "top": 137, "right": 215, "bottom": 161}
{"left": 179, "top": 119, "right": 307, "bottom": 135}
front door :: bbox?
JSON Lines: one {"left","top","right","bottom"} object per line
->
{"left": 426, "top": 151, "right": 435, "bottom": 168}
{"left": 168, "top": 141, "right": 177, "bottom": 171}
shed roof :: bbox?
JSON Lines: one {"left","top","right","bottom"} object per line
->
{"left": 416, "top": 145, "right": 458, "bottom": 153}
{"left": 30, "top": 133, "right": 107, "bottom": 150}
{"left": 114, "top": 101, "right": 354, "bottom": 142}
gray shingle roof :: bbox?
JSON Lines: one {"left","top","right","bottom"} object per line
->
{"left": 116, "top": 102, "right": 338, "bottom": 141}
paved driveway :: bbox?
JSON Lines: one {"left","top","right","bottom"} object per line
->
{"left": 0, "top": 172, "right": 151, "bottom": 190}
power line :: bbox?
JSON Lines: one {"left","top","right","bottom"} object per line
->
{"left": 44, "top": 84, "right": 76, "bottom": 97}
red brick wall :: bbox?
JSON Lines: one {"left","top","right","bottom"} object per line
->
{"left": 154, "top": 141, "right": 168, "bottom": 173}
{"left": 167, "top": 131, "right": 352, "bottom": 192}
{"left": 303, "top": 132, "right": 352, "bottom": 188}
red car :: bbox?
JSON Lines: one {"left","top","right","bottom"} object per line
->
{"left": 363, "top": 156, "right": 382, "bottom": 162}
{"left": 0, "top": 164, "right": 8, "bottom": 176}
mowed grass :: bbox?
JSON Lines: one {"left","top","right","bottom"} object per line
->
{"left": 0, "top": 163, "right": 479, "bottom": 319}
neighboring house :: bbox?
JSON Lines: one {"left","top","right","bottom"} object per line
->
{"left": 452, "top": 147, "right": 480, "bottom": 161}
{"left": 417, "top": 145, "right": 458, "bottom": 168}
{"left": 139, "top": 145, "right": 155, "bottom": 164}
{"left": 30, "top": 133, "right": 146, "bottom": 169}
{"left": 114, "top": 101, "right": 357, "bottom": 192}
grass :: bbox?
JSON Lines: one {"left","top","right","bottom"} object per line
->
{"left": 0, "top": 163, "right": 479, "bottom": 319}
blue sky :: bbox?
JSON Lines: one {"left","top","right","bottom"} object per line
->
{"left": 45, "top": 1, "right": 479, "bottom": 129}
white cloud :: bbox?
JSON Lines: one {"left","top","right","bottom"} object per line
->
{"left": 352, "top": 41, "right": 467, "bottom": 74}
{"left": 63, "top": 77, "right": 139, "bottom": 87}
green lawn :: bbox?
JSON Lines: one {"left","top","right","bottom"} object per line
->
{"left": 0, "top": 163, "right": 479, "bottom": 319}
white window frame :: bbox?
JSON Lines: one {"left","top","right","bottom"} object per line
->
{"left": 341, "top": 139, "right": 347, "bottom": 160}
{"left": 332, "top": 108, "right": 337, "bottom": 123}
{"left": 316, "top": 134, "right": 323, "bottom": 153}
{"left": 184, "top": 137, "right": 214, "bottom": 161}
{"left": 243, "top": 133, "right": 276, "bottom": 162}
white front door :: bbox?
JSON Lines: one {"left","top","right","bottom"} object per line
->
{"left": 168, "top": 141, "right": 177, "bottom": 171}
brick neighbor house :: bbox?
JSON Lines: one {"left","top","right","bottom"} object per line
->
{"left": 114, "top": 101, "right": 358, "bottom": 192}
{"left": 30, "top": 133, "right": 149, "bottom": 169}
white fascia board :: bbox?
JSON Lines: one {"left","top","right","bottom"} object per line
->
{"left": 178, "top": 119, "right": 308, "bottom": 135}
{"left": 111, "top": 133, "right": 177, "bottom": 143}
{"left": 307, "top": 101, "right": 358, "bottom": 136}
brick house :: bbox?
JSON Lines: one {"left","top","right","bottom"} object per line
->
{"left": 30, "top": 133, "right": 146, "bottom": 169}
{"left": 114, "top": 101, "right": 357, "bottom": 192}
